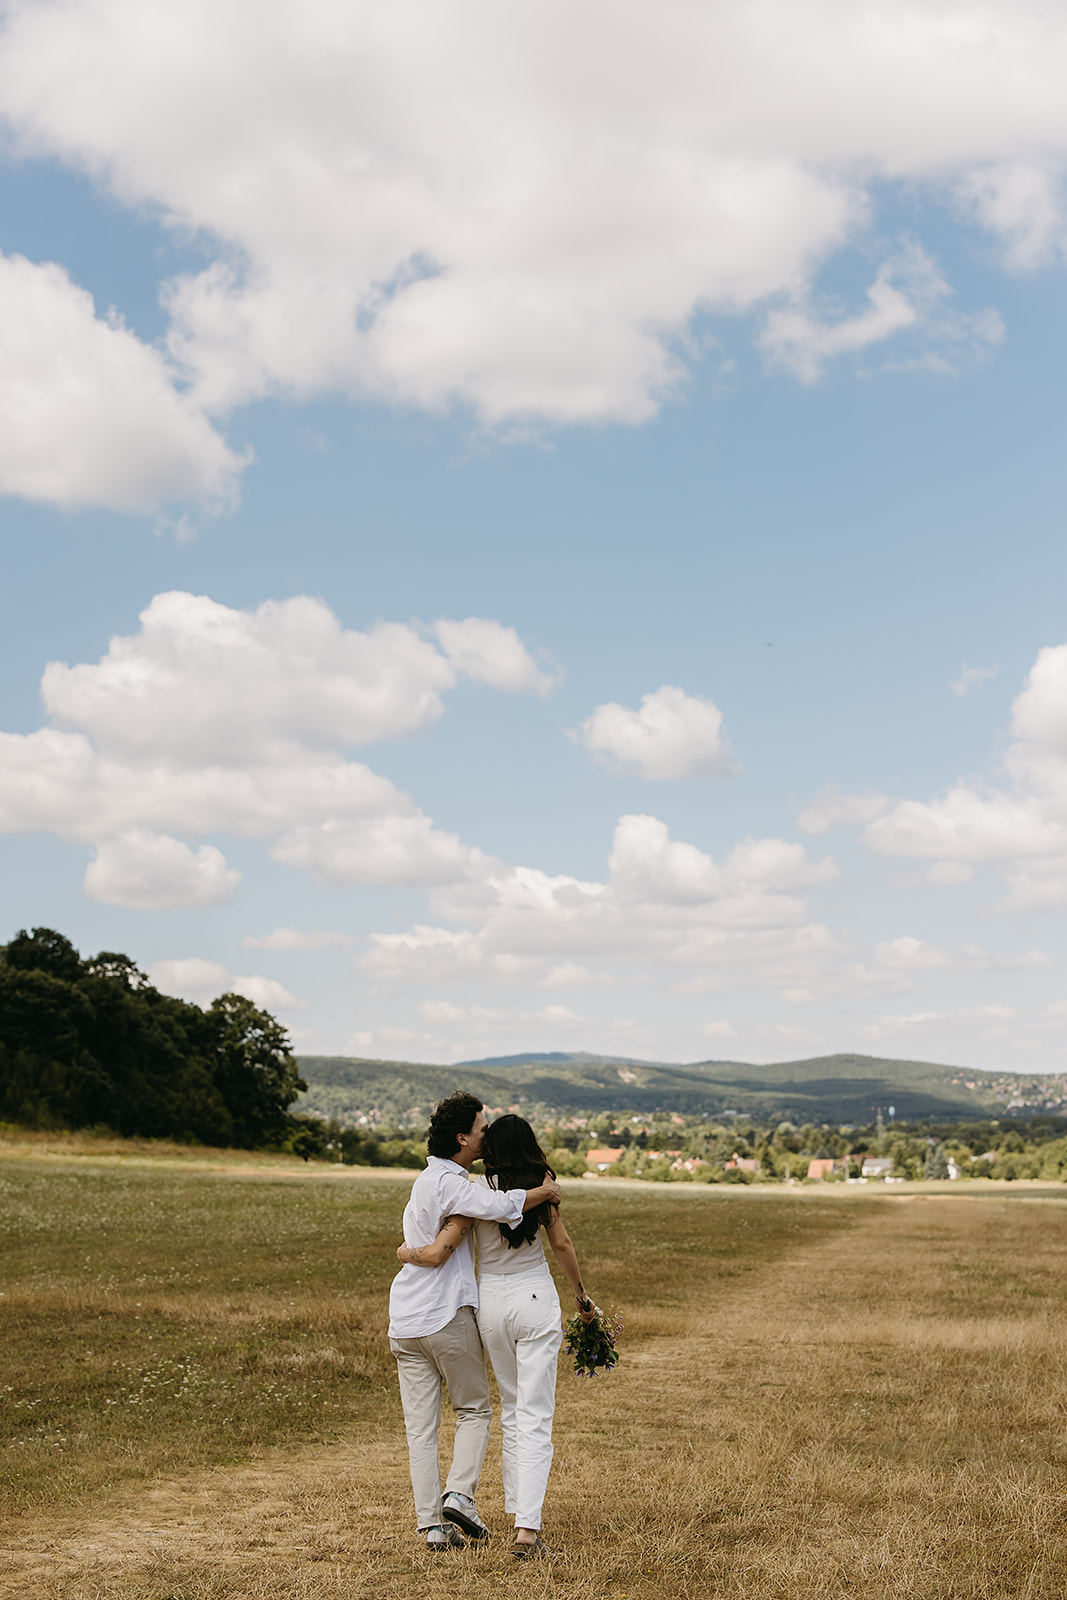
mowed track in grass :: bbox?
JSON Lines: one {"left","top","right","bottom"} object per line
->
{"left": 2, "top": 1139, "right": 1067, "bottom": 1599}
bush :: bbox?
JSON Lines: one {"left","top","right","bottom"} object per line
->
{"left": 547, "top": 1147, "right": 589, "bottom": 1178}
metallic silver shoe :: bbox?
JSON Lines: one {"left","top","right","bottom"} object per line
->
{"left": 442, "top": 1492, "right": 490, "bottom": 1541}
{"left": 425, "top": 1524, "right": 466, "bottom": 1552}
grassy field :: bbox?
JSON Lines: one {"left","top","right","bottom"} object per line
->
{"left": 2, "top": 1131, "right": 1067, "bottom": 1598}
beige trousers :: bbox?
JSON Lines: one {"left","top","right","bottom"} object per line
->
{"left": 389, "top": 1304, "right": 491, "bottom": 1529}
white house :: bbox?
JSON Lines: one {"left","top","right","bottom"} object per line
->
{"left": 861, "top": 1157, "right": 894, "bottom": 1179}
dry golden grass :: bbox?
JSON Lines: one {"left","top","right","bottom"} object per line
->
{"left": 3, "top": 1138, "right": 1067, "bottom": 1599}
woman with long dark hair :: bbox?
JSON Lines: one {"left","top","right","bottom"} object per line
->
{"left": 397, "top": 1114, "right": 596, "bottom": 1558}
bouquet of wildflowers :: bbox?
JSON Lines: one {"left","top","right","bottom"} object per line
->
{"left": 563, "top": 1305, "right": 623, "bottom": 1378}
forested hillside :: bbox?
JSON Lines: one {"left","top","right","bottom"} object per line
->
{"left": 297, "top": 1049, "right": 1067, "bottom": 1126}
{"left": 0, "top": 927, "right": 305, "bottom": 1147}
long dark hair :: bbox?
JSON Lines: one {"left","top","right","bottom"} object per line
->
{"left": 483, "top": 1115, "right": 556, "bottom": 1248}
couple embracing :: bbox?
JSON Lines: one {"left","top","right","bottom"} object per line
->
{"left": 387, "top": 1091, "right": 596, "bottom": 1559}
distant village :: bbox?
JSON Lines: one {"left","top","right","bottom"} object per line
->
{"left": 307, "top": 1098, "right": 1067, "bottom": 1185}
{"left": 947, "top": 1071, "right": 1067, "bottom": 1115}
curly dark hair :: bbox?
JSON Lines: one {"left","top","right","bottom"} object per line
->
{"left": 483, "top": 1114, "right": 556, "bottom": 1248}
{"left": 426, "top": 1091, "right": 484, "bottom": 1158}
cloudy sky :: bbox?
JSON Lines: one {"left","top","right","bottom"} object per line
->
{"left": 5, "top": 0, "right": 1067, "bottom": 1072}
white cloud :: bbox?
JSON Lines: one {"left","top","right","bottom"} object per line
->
{"left": 541, "top": 963, "right": 614, "bottom": 990}
{"left": 230, "top": 975, "right": 305, "bottom": 1012}
{"left": 42, "top": 591, "right": 548, "bottom": 761}
{"left": 859, "top": 1003, "right": 1019, "bottom": 1042}
{"left": 537, "top": 1005, "right": 581, "bottom": 1025}
{"left": 866, "top": 791, "right": 1063, "bottom": 860}
{"left": 761, "top": 248, "right": 924, "bottom": 379}
{"left": 363, "top": 812, "right": 839, "bottom": 988}
{"left": 83, "top": 831, "right": 239, "bottom": 909}
{"left": 922, "top": 861, "right": 976, "bottom": 887}
{"left": 421, "top": 1001, "right": 586, "bottom": 1033}
{"left": 798, "top": 787, "right": 889, "bottom": 835}
{"left": 0, "top": 590, "right": 549, "bottom": 904}
{"left": 848, "top": 937, "right": 1052, "bottom": 991}
{"left": 961, "top": 163, "right": 1067, "bottom": 271}
{"left": 997, "top": 863, "right": 1067, "bottom": 913}
{"left": 859, "top": 1010, "right": 944, "bottom": 1040}
{"left": 803, "top": 640, "right": 1067, "bottom": 910}
{"left": 872, "top": 936, "right": 954, "bottom": 972}
{"left": 761, "top": 246, "right": 1004, "bottom": 382}
{"left": 415, "top": 998, "right": 581, "bottom": 1047}
{"left": 571, "top": 686, "right": 734, "bottom": 780}
{"left": 950, "top": 662, "right": 999, "bottom": 698}
{"left": 419, "top": 1001, "right": 471, "bottom": 1025}
{"left": 959, "top": 944, "right": 1052, "bottom": 971}
{"left": 149, "top": 957, "right": 231, "bottom": 996}
{"left": 242, "top": 927, "right": 351, "bottom": 950}
{"left": 148, "top": 956, "right": 304, "bottom": 1010}
{"left": 432, "top": 618, "right": 557, "bottom": 695}
{"left": 4, "top": 1, "right": 1067, "bottom": 454}
{"left": 0, "top": 728, "right": 424, "bottom": 851}
{"left": 702, "top": 1020, "right": 736, "bottom": 1039}
{"left": 271, "top": 814, "right": 487, "bottom": 888}
{"left": 0, "top": 252, "right": 242, "bottom": 513}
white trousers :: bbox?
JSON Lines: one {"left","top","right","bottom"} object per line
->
{"left": 475, "top": 1263, "right": 563, "bottom": 1530}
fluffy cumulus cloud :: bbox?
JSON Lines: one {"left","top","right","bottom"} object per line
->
{"left": 703, "top": 1020, "right": 736, "bottom": 1039}
{"left": 40, "top": 591, "right": 549, "bottom": 758}
{"left": 5, "top": 0, "right": 1067, "bottom": 500}
{"left": 571, "top": 685, "right": 734, "bottom": 780}
{"left": 432, "top": 619, "right": 557, "bottom": 695}
{"left": 362, "top": 812, "right": 839, "bottom": 989}
{"left": 84, "top": 832, "right": 240, "bottom": 909}
{"left": 148, "top": 956, "right": 304, "bottom": 1011}
{"left": 0, "top": 253, "right": 241, "bottom": 512}
{"left": 800, "top": 642, "right": 1067, "bottom": 910}
{"left": 0, "top": 590, "right": 550, "bottom": 908}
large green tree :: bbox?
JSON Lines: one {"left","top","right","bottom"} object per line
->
{"left": 0, "top": 928, "right": 306, "bottom": 1147}
{"left": 207, "top": 991, "right": 306, "bottom": 1146}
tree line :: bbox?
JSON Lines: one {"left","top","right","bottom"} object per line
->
{"left": 0, "top": 926, "right": 307, "bottom": 1149}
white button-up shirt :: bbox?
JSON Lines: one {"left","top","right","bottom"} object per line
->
{"left": 388, "top": 1156, "right": 526, "bottom": 1338}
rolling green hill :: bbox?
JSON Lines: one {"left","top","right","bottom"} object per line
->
{"left": 296, "top": 1050, "right": 1067, "bottom": 1127}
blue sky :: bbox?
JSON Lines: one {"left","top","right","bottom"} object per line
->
{"left": 4, "top": 0, "right": 1067, "bottom": 1071}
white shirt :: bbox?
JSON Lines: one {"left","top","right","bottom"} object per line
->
{"left": 388, "top": 1156, "right": 526, "bottom": 1338}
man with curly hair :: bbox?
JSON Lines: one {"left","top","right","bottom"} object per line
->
{"left": 388, "top": 1091, "right": 562, "bottom": 1552}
